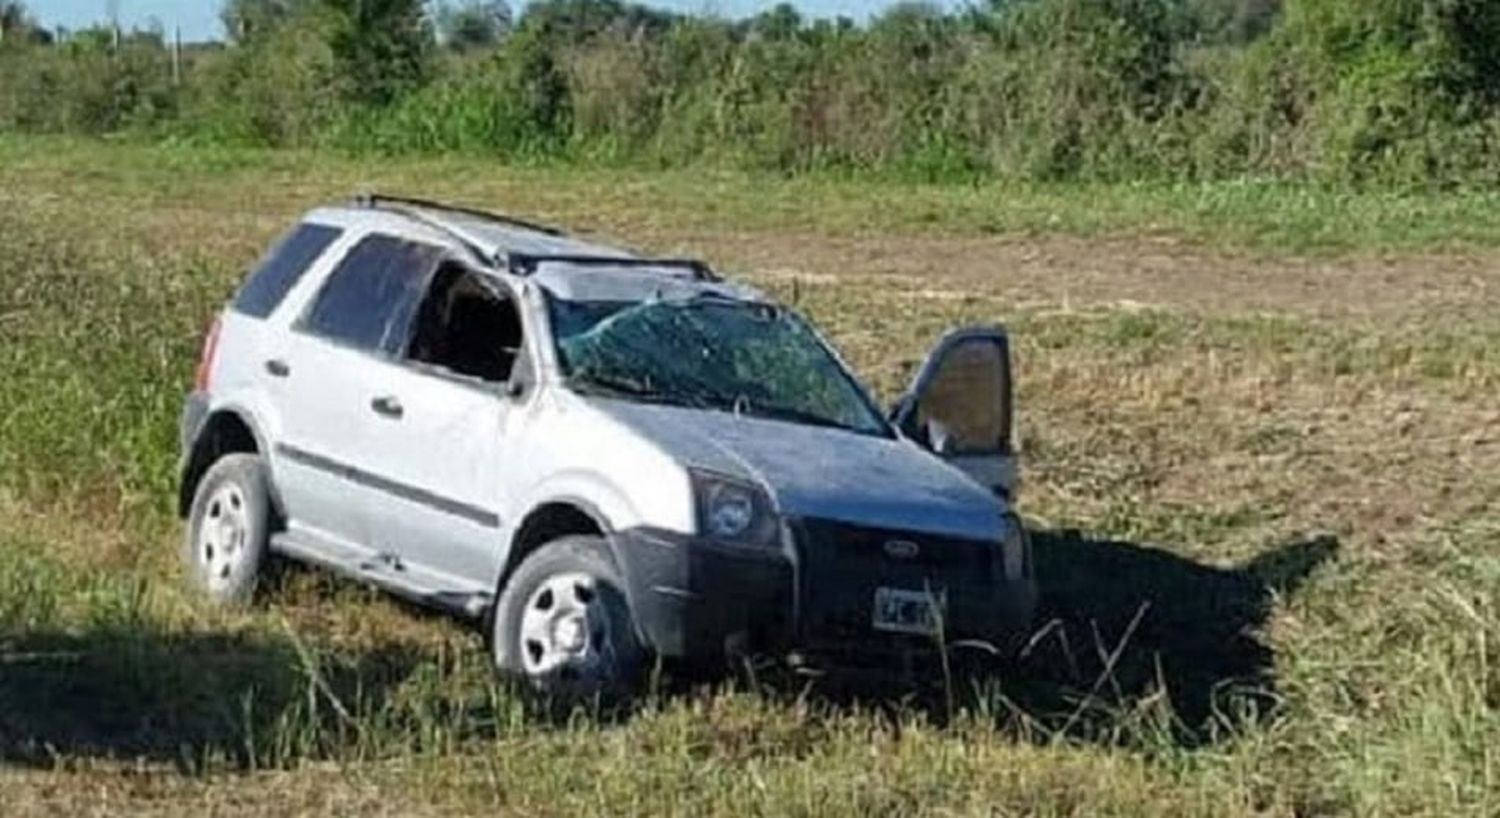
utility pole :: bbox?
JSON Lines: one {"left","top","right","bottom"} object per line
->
{"left": 172, "top": 25, "right": 182, "bottom": 86}
{"left": 107, "top": 0, "right": 120, "bottom": 50}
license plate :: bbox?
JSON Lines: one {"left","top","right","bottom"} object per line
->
{"left": 872, "top": 587, "right": 945, "bottom": 636}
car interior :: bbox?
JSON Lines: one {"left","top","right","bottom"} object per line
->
{"left": 407, "top": 262, "right": 523, "bottom": 384}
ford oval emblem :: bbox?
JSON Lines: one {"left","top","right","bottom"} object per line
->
{"left": 883, "top": 540, "right": 920, "bottom": 560}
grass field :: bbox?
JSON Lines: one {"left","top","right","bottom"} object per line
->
{"left": 1, "top": 136, "right": 1496, "bottom": 816}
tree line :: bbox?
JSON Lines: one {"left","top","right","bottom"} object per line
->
{"left": 1, "top": 0, "right": 1497, "bottom": 187}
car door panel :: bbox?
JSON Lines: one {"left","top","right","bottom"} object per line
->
{"left": 355, "top": 363, "right": 507, "bottom": 589}
{"left": 892, "top": 326, "right": 1019, "bottom": 498}
{"left": 267, "top": 336, "right": 385, "bottom": 553}
{"left": 344, "top": 264, "right": 533, "bottom": 591}
{"left": 258, "top": 232, "right": 445, "bottom": 558}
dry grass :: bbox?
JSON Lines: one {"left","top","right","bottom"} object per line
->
{"left": 0, "top": 137, "right": 1496, "bottom": 816}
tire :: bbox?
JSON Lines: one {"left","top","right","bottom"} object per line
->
{"left": 491, "top": 535, "right": 646, "bottom": 706}
{"left": 182, "top": 453, "right": 272, "bottom": 607}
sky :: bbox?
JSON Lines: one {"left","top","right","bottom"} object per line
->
{"left": 31, "top": 0, "right": 925, "bottom": 42}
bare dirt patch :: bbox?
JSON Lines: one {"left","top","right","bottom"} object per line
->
{"left": 686, "top": 232, "right": 1500, "bottom": 317}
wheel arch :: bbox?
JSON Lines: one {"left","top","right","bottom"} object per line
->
{"left": 179, "top": 406, "right": 275, "bottom": 519}
{"left": 500, "top": 497, "right": 616, "bottom": 592}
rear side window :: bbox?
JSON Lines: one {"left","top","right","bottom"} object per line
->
{"left": 300, "top": 233, "right": 444, "bottom": 353}
{"left": 233, "top": 223, "right": 343, "bottom": 318}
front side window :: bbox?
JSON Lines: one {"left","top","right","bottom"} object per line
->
{"left": 406, "top": 264, "right": 525, "bottom": 384}
{"left": 301, "top": 234, "right": 443, "bottom": 353}
{"left": 233, "top": 222, "right": 343, "bottom": 318}
{"left": 550, "top": 293, "right": 889, "bottom": 437}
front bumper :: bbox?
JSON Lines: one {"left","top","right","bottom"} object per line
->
{"left": 611, "top": 527, "right": 794, "bottom": 658}
{"left": 610, "top": 522, "right": 1037, "bottom": 665}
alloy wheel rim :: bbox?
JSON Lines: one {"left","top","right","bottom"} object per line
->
{"left": 198, "top": 484, "right": 249, "bottom": 593}
{"left": 517, "top": 572, "right": 614, "bottom": 683}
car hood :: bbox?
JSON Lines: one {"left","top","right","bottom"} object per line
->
{"left": 588, "top": 398, "right": 1005, "bottom": 542}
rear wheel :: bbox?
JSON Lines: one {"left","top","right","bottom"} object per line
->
{"left": 182, "top": 453, "right": 271, "bottom": 607}
{"left": 491, "top": 536, "right": 645, "bottom": 706}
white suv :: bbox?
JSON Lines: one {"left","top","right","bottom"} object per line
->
{"left": 178, "top": 195, "right": 1036, "bottom": 699}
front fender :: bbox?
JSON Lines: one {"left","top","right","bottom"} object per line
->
{"left": 506, "top": 470, "right": 643, "bottom": 540}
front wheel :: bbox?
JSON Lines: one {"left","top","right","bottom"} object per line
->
{"left": 491, "top": 535, "right": 646, "bottom": 706}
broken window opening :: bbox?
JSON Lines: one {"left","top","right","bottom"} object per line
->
{"left": 407, "top": 263, "right": 524, "bottom": 385}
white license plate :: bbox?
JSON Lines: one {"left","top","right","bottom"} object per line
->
{"left": 872, "top": 587, "right": 945, "bottom": 636}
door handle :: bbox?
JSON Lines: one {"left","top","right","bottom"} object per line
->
{"left": 370, "top": 395, "right": 404, "bottom": 419}
{"left": 264, "top": 359, "right": 290, "bottom": 378}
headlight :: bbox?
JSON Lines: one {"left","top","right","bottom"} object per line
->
{"left": 705, "top": 482, "right": 755, "bottom": 538}
{"left": 690, "top": 470, "right": 779, "bottom": 547}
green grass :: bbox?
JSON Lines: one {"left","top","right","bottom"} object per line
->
{"left": 7, "top": 135, "right": 1500, "bottom": 254}
{"left": 1, "top": 136, "right": 1497, "bottom": 815}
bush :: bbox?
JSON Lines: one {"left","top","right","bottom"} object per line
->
{"left": 0, "top": 29, "right": 179, "bottom": 135}
{"left": 1215, "top": 0, "right": 1500, "bottom": 186}
{"left": 2, "top": 0, "right": 1498, "bottom": 188}
{"left": 188, "top": 14, "right": 342, "bottom": 146}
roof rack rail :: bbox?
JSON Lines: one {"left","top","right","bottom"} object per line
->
{"left": 356, "top": 200, "right": 492, "bottom": 266}
{"left": 507, "top": 253, "right": 719, "bottom": 282}
{"left": 357, "top": 193, "right": 565, "bottom": 237}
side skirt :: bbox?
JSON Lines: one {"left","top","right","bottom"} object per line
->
{"left": 271, "top": 526, "right": 492, "bottom": 619}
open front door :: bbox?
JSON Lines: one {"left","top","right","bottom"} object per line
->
{"left": 891, "top": 326, "right": 1017, "bottom": 498}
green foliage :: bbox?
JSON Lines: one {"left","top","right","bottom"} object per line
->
{"left": 323, "top": 0, "right": 433, "bottom": 106}
{"left": 1186, "top": 0, "right": 1500, "bottom": 187}
{"left": 221, "top": 0, "right": 310, "bottom": 44}
{"left": 2, "top": 0, "right": 1499, "bottom": 187}
{"left": 1189, "top": 0, "right": 1280, "bottom": 45}
{"left": 0, "top": 27, "right": 180, "bottom": 133}
{"left": 190, "top": 12, "right": 342, "bottom": 146}
{"left": 435, "top": 0, "right": 512, "bottom": 52}
{"left": 952, "top": 0, "right": 1200, "bottom": 180}
{"left": 1, "top": 0, "right": 50, "bottom": 44}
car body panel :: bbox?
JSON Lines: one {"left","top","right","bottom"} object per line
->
{"left": 892, "top": 326, "right": 1018, "bottom": 498}
{"left": 351, "top": 356, "right": 509, "bottom": 585}
{"left": 269, "top": 334, "right": 387, "bottom": 550}
{"left": 497, "top": 388, "right": 697, "bottom": 540}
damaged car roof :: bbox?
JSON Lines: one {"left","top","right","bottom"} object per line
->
{"left": 314, "top": 196, "right": 765, "bottom": 304}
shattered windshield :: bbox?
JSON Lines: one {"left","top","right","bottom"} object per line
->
{"left": 549, "top": 294, "right": 889, "bottom": 436}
